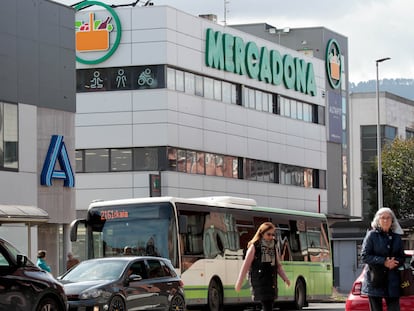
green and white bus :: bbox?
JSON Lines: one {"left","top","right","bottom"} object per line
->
{"left": 70, "top": 196, "right": 332, "bottom": 310}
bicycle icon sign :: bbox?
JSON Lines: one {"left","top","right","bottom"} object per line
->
{"left": 138, "top": 68, "right": 154, "bottom": 86}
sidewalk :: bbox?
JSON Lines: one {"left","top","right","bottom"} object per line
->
{"left": 328, "top": 287, "right": 347, "bottom": 302}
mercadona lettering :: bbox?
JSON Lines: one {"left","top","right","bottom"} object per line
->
{"left": 205, "top": 28, "right": 317, "bottom": 97}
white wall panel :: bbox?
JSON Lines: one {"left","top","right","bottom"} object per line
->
{"left": 19, "top": 104, "right": 37, "bottom": 173}
{"left": 204, "top": 131, "right": 226, "bottom": 154}
{"left": 131, "top": 42, "right": 168, "bottom": 65}
{"left": 77, "top": 112, "right": 131, "bottom": 126}
{"left": 132, "top": 110, "right": 168, "bottom": 124}
{"left": 132, "top": 123, "right": 169, "bottom": 146}
{"left": 226, "top": 134, "right": 247, "bottom": 156}
{"left": 76, "top": 125, "right": 132, "bottom": 148}
{"left": 132, "top": 91, "right": 169, "bottom": 111}
{"left": 178, "top": 111, "right": 203, "bottom": 129}
{"left": 77, "top": 92, "right": 132, "bottom": 113}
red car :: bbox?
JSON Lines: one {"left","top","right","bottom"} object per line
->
{"left": 345, "top": 250, "right": 414, "bottom": 311}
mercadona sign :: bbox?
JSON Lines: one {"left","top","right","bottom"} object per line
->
{"left": 205, "top": 28, "right": 317, "bottom": 97}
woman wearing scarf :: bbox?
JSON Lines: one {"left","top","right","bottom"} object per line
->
{"left": 235, "top": 222, "right": 290, "bottom": 311}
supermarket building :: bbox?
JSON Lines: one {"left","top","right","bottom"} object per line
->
{"left": 0, "top": 0, "right": 351, "bottom": 280}
{"left": 74, "top": 5, "right": 349, "bottom": 231}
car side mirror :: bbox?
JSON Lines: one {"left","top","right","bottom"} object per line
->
{"left": 17, "top": 254, "right": 28, "bottom": 266}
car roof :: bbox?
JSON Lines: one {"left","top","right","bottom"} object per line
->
{"left": 405, "top": 250, "right": 414, "bottom": 256}
{"left": 81, "top": 256, "right": 170, "bottom": 263}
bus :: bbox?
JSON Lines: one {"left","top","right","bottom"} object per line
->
{"left": 70, "top": 196, "right": 332, "bottom": 310}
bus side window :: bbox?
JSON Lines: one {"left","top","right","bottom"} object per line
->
{"left": 183, "top": 214, "right": 205, "bottom": 255}
{"left": 187, "top": 225, "right": 203, "bottom": 254}
{"left": 288, "top": 220, "right": 304, "bottom": 261}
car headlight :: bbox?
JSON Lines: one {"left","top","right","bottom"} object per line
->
{"left": 79, "top": 288, "right": 104, "bottom": 300}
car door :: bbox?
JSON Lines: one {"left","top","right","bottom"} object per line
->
{"left": 146, "top": 259, "right": 169, "bottom": 310}
{"left": 0, "top": 249, "right": 33, "bottom": 310}
{"left": 124, "top": 259, "right": 159, "bottom": 311}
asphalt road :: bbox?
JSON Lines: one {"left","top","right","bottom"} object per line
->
{"left": 191, "top": 301, "right": 346, "bottom": 311}
{"left": 301, "top": 302, "right": 345, "bottom": 310}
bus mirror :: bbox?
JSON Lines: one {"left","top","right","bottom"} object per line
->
{"left": 70, "top": 219, "right": 86, "bottom": 242}
{"left": 178, "top": 215, "right": 188, "bottom": 234}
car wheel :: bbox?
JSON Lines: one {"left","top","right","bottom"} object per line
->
{"left": 108, "top": 295, "right": 126, "bottom": 311}
{"left": 36, "top": 297, "right": 60, "bottom": 311}
{"left": 206, "top": 279, "right": 223, "bottom": 311}
{"left": 293, "top": 279, "right": 306, "bottom": 310}
{"left": 170, "top": 294, "right": 185, "bottom": 311}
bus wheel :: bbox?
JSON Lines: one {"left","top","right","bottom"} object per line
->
{"left": 293, "top": 279, "right": 306, "bottom": 310}
{"left": 207, "top": 279, "right": 223, "bottom": 311}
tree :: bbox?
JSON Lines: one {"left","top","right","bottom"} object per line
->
{"left": 368, "top": 138, "right": 414, "bottom": 219}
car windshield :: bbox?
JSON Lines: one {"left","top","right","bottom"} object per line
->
{"left": 61, "top": 260, "right": 127, "bottom": 282}
{"left": 1, "top": 239, "right": 34, "bottom": 266}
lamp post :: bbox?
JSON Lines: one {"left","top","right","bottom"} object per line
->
{"left": 376, "top": 57, "right": 391, "bottom": 210}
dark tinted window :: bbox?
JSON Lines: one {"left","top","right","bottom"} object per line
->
{"left": 129, "top": 260, "right": 147, "bottom": 279}
{"left": 147, "top": 259, "right": 165, "bottom": 278}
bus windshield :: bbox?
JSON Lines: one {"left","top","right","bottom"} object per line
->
{"left": 87, "top": 202, "right": 177, "bottom": 265}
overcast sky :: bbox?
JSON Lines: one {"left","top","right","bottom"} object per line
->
{"left": 58, "top": 0, "right": 414, "bottom": 83}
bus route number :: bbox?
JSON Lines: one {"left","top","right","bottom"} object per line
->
{"left": 100, "top": 210, "right": 129, "bottom": 220}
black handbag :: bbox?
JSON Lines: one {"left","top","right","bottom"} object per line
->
{"left": 369, "top": 264, "right": 388, "bottom": 288}
{"left": 400, "top": 266, "right": 414, "bottom": 296}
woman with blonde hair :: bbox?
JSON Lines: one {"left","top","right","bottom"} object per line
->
{"left": 235, "top": 222, "right": 290, "bottom": 311}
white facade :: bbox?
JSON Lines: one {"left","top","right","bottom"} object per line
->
{"left": 349, "top": 91, "right": 414, "bottom": 218}
{"left": 76, "top": 6, "right": 329, "bottom": 214}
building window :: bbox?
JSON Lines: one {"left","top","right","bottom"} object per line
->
{"left": 0, "top": 102, "right": 18, "bottom": 170}
{"left": 133, "top": 147, "right": 158, "bottom": 171}
{"left": 167, "top": 147, "right": 177, "bottom": 171}
{"left": 85, "top": 149, "right": 109, "bottom": 172}
{"left": 406, "top": 128, "right": 414, "bottom": 139}
{"left": 75, "top": 150, "right": 84, "bottom": 173}
{"left": 111, "top": 148, "right": 132, "bottom": 171}
{"left": 360, "top": 125, "right": 397, "bottom": 218}
{"left": 184, "top": 72, "right": 195, "bottom": 95}
{"left": 76, "top": 146, "right": 324, "bottom": 188}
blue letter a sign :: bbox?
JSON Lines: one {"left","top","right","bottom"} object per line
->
{"left": 41, "top": 135, "right": 75, "bottom": 187}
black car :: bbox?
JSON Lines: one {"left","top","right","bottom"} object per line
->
{"left": 58, "top": 256, "right": 185, "bottom": 311}
{"left": 0, "top": 238, "right": 67, "bottom": 311}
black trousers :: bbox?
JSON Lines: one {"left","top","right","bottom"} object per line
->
{"left": 368, "top": 296, "right": 400, "bottom": 311}
{"left": 260, "top": 299, "right": 273, "bottom": 311}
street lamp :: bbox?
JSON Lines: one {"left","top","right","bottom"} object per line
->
{"left": 376, "top": 57, "right": 391, "bottom": 210}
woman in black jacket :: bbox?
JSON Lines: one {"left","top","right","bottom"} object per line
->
{"left": 235, "top": 222, "right": 290, "bottom": 311}
{"left": 361, "top": 207, "right": 405, "bottom": 311}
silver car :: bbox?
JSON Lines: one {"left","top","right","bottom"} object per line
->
{"left": 58, "top": 256, "right": 185, "bottom": 311}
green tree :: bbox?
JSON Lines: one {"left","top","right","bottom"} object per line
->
{"left": 368, "top": 138, "right": 414, "bottom": 219}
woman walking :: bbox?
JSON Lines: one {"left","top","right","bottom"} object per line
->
{"left": 235, "top": 222, "right": 290, "bottom": 311}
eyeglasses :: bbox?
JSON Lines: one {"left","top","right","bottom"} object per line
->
{"left": 380, "top": 216, "right": 392, "bottom": 221}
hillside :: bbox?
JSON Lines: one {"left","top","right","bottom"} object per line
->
{"left": 349, "top": 79, "right": 414, "bottom": 101}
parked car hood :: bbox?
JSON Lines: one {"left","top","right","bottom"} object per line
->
{"left": 61, "top": 280, "right": 113, "bottom": 294}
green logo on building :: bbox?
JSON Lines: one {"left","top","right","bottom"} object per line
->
{"left": 326, "top": 39, "right": 341, "bottom": 89}
{"left": 75, "top": 1, "right": 122, "bottom": 64}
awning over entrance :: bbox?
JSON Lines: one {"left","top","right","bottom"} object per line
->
{"left": 0, "top": 205, "right": 49, "bottom": 259}
{"left": 0, "top": 204, "right": 49, "bottom": 223}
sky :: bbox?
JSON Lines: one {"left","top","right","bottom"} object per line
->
{"left": 56, "top": 0, "right": 414, "bottom": 83}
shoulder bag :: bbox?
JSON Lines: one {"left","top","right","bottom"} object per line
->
{"left": 400, "top": 265, "right": 414, "bottom": 296}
